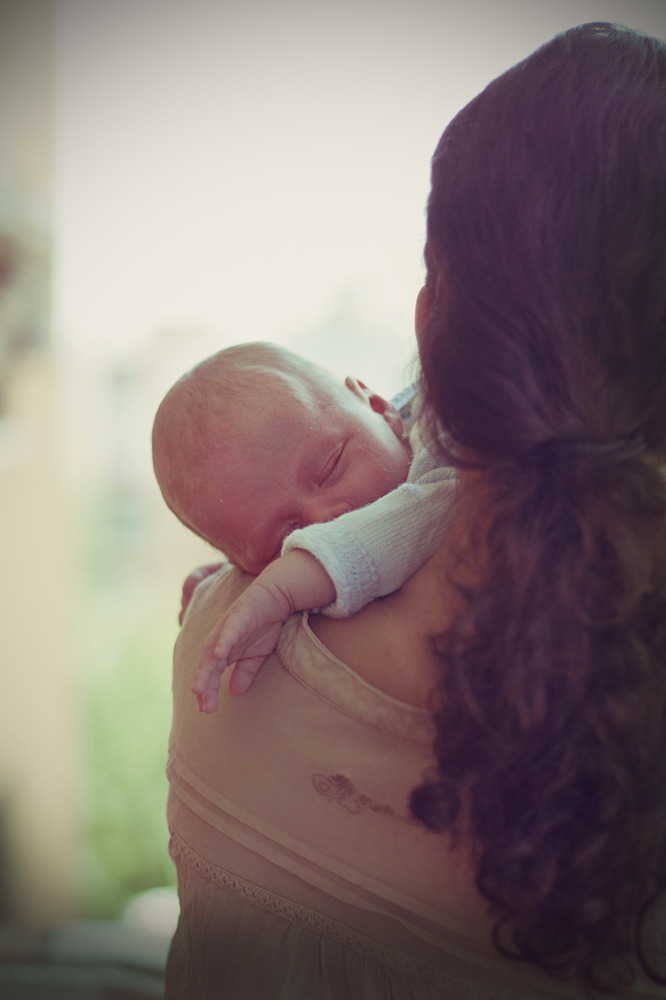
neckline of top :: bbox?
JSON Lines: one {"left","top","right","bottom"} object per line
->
{"left": 276, "top": 612, "right": 434, "bottom": 745}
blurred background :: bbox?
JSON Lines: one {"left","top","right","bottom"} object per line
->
{"left": 1, "top": 0, "right": 665, "bottom": 995}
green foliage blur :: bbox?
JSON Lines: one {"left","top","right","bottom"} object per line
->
{"left": 78, "top": 493, "right": 180, "bottom": 919}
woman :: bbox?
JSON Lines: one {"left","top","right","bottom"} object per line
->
{"left": 413, "top": 18, "right": 666, "bottom": 993}
{"left": 165, "top": 22, "right": 666, "bottom": 998}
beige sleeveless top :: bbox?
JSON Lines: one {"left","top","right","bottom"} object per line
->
{"left": 165, "top": 564, "right": 661, "bottom": 999}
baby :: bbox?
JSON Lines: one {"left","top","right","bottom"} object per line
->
{"left": 152, "top": 341, "right": 457, "bottom": 710}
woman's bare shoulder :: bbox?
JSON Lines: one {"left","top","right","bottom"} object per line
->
{"left": 309, "top": 557, "right": 448, "bottom": 709}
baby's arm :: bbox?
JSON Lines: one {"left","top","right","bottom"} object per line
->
{"left": 192, "top": 550, "right": 335, "bottom": 711}
{"left": 282, "top": 461, "right": 457, "bottom": 618}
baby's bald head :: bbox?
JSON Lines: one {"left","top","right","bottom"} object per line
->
{"left": 152, "top": 342, "right": 342, "bottom": 544}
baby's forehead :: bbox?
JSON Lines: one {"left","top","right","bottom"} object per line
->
{"left": 214, "top": 372, "right": 341, "bottom": 469}
{"left": 184, "top": 353, "right": 346, "bottom": 471}
{"left": 240, "top": 363, "right": 339, "bottom": 416}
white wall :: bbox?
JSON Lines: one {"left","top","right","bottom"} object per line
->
{"left": 55, "top": 0, "right": 666, "bottom": 391}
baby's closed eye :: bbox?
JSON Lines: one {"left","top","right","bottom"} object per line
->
{"left": 318, "top": 443, "right": 345, "bottom": 486}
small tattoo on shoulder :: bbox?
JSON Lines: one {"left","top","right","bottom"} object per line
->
{"left": 311, "top": 773, "right": 420, "bottom": 826}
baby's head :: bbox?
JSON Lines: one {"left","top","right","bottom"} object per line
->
{"left": 152, "top": 342, "right": 411, "bottom": 574}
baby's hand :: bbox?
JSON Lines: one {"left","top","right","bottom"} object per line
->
{"left": 192, "top": 549, "right": 335, "bottom": 710}
{"left": 179, "top": 562, "right": 224, "bottom": 625}
{"left": 192, "top": 576, "right": 292, "bottom": 711}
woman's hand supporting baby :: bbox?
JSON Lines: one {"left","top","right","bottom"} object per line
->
{"left": 192, "top": 550, "right": 336, "bottom": 711}
{"left": 179, "top": 562, "right": 224, "bottom": 625}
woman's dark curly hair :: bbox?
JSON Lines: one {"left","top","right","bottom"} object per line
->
{"left": 411, "top": 22, "right": 666, "bottom": 995}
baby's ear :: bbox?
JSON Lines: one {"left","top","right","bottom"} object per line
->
{"left": 344, "top": 377, "right": 405, "bottom": 440}
{"left": 414, "top": 284, "right": 433, "bottom": 344}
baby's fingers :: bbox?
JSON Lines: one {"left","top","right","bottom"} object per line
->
{"left": 192, "top": 630, "right": 229, "bottom": 713}
{"left": 228, "top": 656, "right": 267, "bottom": 696}
{"left": 191, "top": 662, "right": 226, "bottom": 713}
{"left": 212, "top": 612, "right": 256, "bottom": 665}
{"left": 195, "top": 686, "right": 221, "bottom": 714}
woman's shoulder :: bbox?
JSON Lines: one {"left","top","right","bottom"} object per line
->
{"left": 307, "top": 552, "right": 449, "bottom": 710}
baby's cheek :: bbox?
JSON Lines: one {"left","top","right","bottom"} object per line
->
{"left": 371, "top": 463, "right": 407, "bottom": 500}
{"left": 388, "top": 446, "right": 411, "bottom": 489}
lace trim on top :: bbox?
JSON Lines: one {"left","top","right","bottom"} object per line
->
{"left": 170, "top": 830, "right": 514, "bottom": 1000}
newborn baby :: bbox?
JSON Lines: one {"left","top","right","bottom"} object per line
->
{"left": 152, "top": 341, "right": 456, "bottom": 708}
